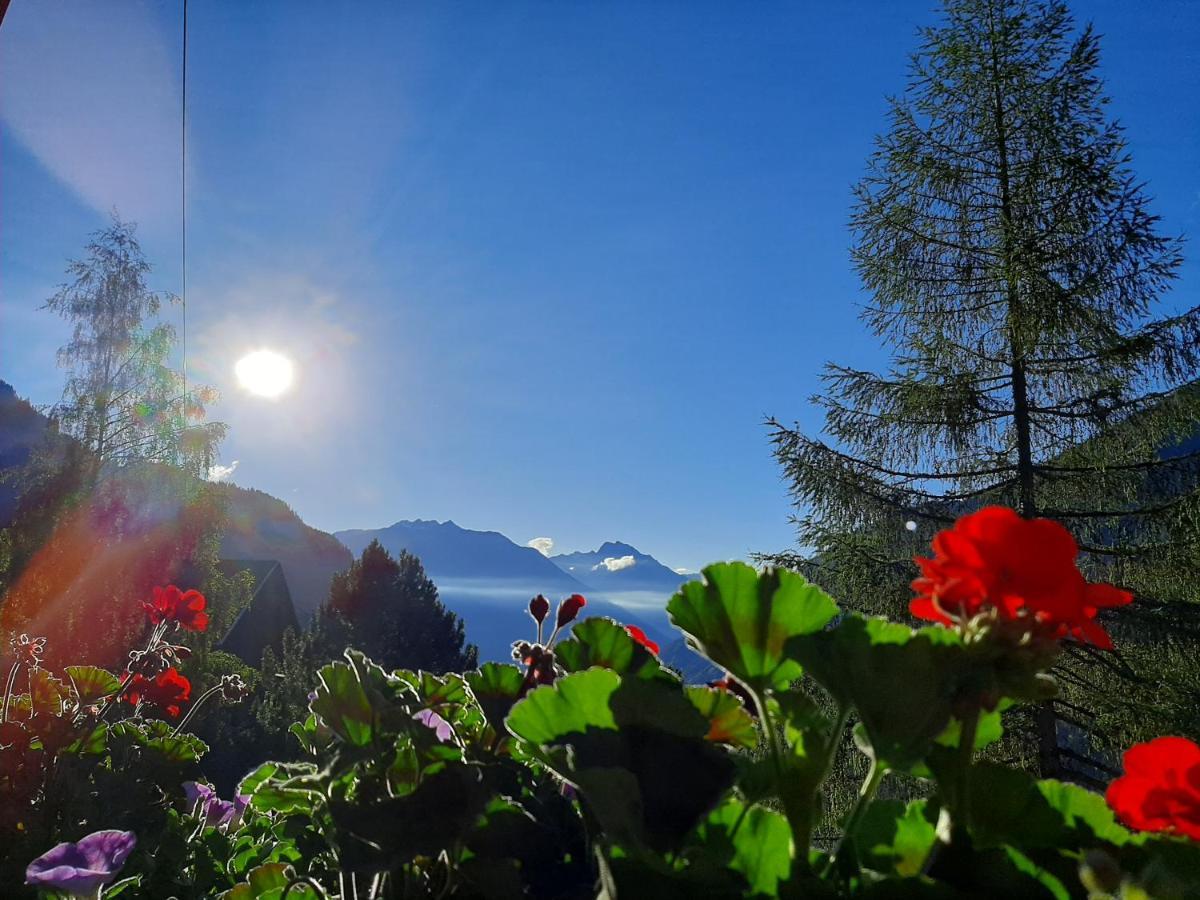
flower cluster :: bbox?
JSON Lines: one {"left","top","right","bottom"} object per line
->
{"left": 143, "top": 585, "right": 209, "bottom": 633}
{"left": 124, "top": 667, "right": 191, "bottom": 718}
{"left": 910, "top": 506, "right": 1132, "bottom": 648}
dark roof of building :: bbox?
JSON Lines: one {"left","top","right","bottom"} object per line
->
{"left": 215, "top": 559, "right": 301, "bottom": 666}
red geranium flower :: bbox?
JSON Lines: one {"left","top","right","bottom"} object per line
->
{"left": 143, "top": 585, "right": 209, "bottom": 633}
{"left": 624, "top": 625, "right": 660, "bottom": 656}
{"left": 555, "top": 594, "right": 587, "bottom": 629}
{"left": 910, "top": 506, "right": 1132, "bottom": 648}
{"left": 124, "top": 667, "right": 192, "bottom": 718}
{"left": 1106, "top": 737, "right": 1200, "bottom": 841}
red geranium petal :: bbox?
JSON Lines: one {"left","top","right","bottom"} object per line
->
{"left": 624, "top": 625, "right": 660, "bottom": 656}
{"left": 1084, "top": 582, "right": 1134, "bottom": 610}
{"left": 909, "top": 597, "right": 952, "bottom": 625}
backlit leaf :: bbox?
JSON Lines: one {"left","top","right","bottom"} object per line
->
{"left": 668, "top": 563, "right": 838, "bottom": 694}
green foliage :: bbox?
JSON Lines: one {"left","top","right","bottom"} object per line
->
{"left": 763, "top": 0, "right": 1200, "bottom": 777}
{"left": 326, "top": 540, "right": 477, "bottom": 673}
{"left": 555, "top": 616, "right": 671, "bottom": 682}
{"left": 684, "top": 685, "right": 758, "bottom": 749}
{"left": 43, "top": 214, "right": 225, "bottom": 477}
{"left": 12, "top": 557, "right": 1200, "bottom": 898}
{"left": 695, "top": 800, "right": 793, "bottom": 897}
{"left": 464, "top": 662, "right": 524, "bottom": 733}
{"left": 789, "top": 616, "right": 969, "bottom": 771}
{"left": 667, "top": 561, "right": 837, "bottom": 694}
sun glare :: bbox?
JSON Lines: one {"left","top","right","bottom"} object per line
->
{"left": 235, "top": 349, "right": 295, "bottom": 398}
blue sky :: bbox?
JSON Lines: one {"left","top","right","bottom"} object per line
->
{"left": 2, "top": 1, "right": 1197, "bottom": 572}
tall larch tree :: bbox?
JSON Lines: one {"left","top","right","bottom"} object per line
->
{"left": 45, "top": 214, "right": 225, "bottom": 480}
{"left": 765, "top": 0, "right": 1199, "bottom": 778}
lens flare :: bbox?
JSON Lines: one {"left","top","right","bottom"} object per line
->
{"left": 235, "top": 349, "right": 294, "bottom": 398}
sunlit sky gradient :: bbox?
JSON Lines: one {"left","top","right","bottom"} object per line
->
{"left": 2, "top": 1, "right": 1198, "bottom": 571}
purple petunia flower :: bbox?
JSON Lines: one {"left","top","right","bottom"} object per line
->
{"left": 203, "top": 798, "right": 237, "bottom": 829}
{"left": 182, "top": 781, "right": 216, "bottom": 816}
{"left": 26, "top": 829, "right": 136, "bottom": 898}
{"left": 231, "top": 793, "right": 251, "bottom": 828}
{"left": 413, "top": 708, "right": 454, "bottom": 742}
{"left": 184, "top": 781, "right": 251, "bottom": 832}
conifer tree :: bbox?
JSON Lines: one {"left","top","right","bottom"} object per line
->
{"left": 765, "top": 0, "right": 1200, "bottom": 775}
{"left": 327, "top": 540, "right": 478, "bottom": 673}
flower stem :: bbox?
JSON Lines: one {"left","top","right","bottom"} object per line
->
{"left": 1, "top": 660, "right": 20, "bottom": 724}
{"left": 172, "top": 685, "right": 223, "bottom": 735}
{"left": 824, "top": 758, "right": 884, "bottom": 878}
{"left": 753, "top": 688, "right": 814, "bottom": 864}
{"left": 954, "top": 707, "right": 980, "bottom": 823}
{"left": 281, "top": 877, "right": 328, "bottom": 899}
{"left": 817, "top": 704, "right": 852, "bottom": 787}
{"left": 97, "top": 671, "right": 136, "bottom": 723}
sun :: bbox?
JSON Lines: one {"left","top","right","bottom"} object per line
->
{"left": 235, "top": 349, "right": 295, "bottom": 398}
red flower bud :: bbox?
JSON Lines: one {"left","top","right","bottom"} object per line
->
{"left": 624, "top": 625, "right": 660, "bottom": 656}
{"left": 555, "top": 594, "right": 587, "bottom": 630}
{"left": 529, "top": 594, "right": 550, "bottom": 625}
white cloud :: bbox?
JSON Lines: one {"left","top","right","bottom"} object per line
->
{"left": 594, "top": 555, "right": 636, "bottom": 573}
{"left": 673, "top": 567, "right": 694, "bottom": 575}
{"left": 207, "top": 460, "right": 239, "bottom": 482}
{"left": 527, "top": 537, "right": 555, "bottom": 557}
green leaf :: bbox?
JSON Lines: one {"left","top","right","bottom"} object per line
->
{"left": 466, "top": 663, "right": 525, "bottom": 732}
{"left": 695, "top": 799, "right": 792, "bottom": 897}
{"left": 854, "top": 799, "right": 937, "bottom": 877}
{"left": 507, "top": 670, "right": 735, "bottom": 851}
{"left": 1003, "top": 847, "right": 1071, "bottom": 900}
{"left": 1035, "top": 779, "right": 1135, "bottom": 847}
{"left": 29, "top": 669, "right": 68, "bottom": 716}
{"left": 396, "top": 669, "right": 471, "bottom": 706}
{"left": 309, "top": 658, "right": 374, "bottom": 746}
{"left": 960, "top": 764, "right": 1136, "bottom": 851}
{"left": 505, "top": 667, "right": 620, "bottom": 743}
{"left": 685, "top": 686, "right": 758, "bottom": 749}
{"left": 329, "top": 763, "right": 492, "bottom": 861}
{"left": 667, "top": 562, "right": 838, "bottom": 694}
{"left": 934, "top": 700, "right": 1011, "bottom": 752}
{"left": 556, "top": 617, "right": 675, "bottom": 682}
{"left": 65, "top": 665, "right": 122, "bottom": 704}
{"left": 63, "top": 723, "right": 108, "bottom": 756}
{"left": 787, "top": 616, "right": 966, "bottom": 770}
{"left": 238, "top": 762, "right": 281, "bottom": 796}
{"left": 250, "top": 783, "right": 320, "bottom": 816}
{"left": 111, "top": 720, "right": 208, "bottom": 763}
{"left": 101, "top": 875, "right": 142, "bottom": 898}
{"left": 220, "top": 862, "right": 317, "bottom": 900}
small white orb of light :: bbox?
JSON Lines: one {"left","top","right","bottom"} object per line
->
{"left": 235, "top": 349, "right": 294, "bottom": 398}
{"left": 905, "top": 520, "right": 918, "bottom": 532}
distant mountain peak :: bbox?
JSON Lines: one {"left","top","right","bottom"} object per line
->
{"left": 596, "top": 540, "right": 638, "bottom": 557}
{"left": 548, "top": 541, "right": 688, "bottom": 592}
{"left": 335, "top": 519, "right": 587, "bottom": 590}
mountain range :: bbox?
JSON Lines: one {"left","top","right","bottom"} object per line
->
{"left": 0, "top": 379, "right": 712, "bottom": 676}
{"left": 334, "top": 519, "right": 706, "bottom": 670}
